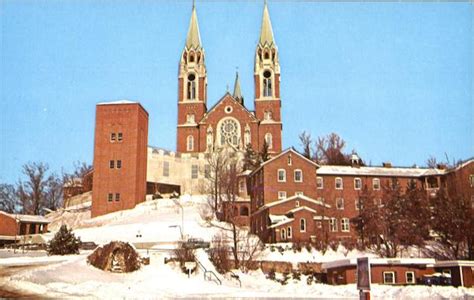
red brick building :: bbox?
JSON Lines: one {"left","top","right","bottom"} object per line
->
{"left": 323, "top": 258, "right": 436, "bottom": 285}
{"left": 0, "top": 211, "right": 49, "bottom": 246}
{"left": 91, "top": 101, "right": 149, "bottom": 218}
{"left": 176, "top": 3, "right": 282, "bottom": 155}
{"left": 247, "top": 149, "right": 473, "bottom": 243}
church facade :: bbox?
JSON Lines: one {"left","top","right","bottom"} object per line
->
{"left": 176, "top": 3, "right": 282, "bottom": 155}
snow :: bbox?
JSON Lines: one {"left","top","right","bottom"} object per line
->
{"left": 2, "top": 195, "right": 473, "bottom": 298}
{"left": 317, "top": 165, "right": 444, "bottom": 177}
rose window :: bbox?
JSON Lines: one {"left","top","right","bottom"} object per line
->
{"left": 220, "top": 119, "right": 239, "bottom": 146}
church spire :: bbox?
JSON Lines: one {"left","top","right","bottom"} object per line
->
{"left": 185, "top": 3, "right": 202, "bottom": 49}
{"left": 259, "top": 1, "right": 275, "bottom": 46}
{"left": 233, "top": 71, "right": 244, "bottom": 105}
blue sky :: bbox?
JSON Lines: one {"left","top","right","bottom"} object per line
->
{"left": 1, "top": 1, "right": 472, "bottom": 184}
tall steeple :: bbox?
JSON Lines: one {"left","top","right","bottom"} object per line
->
{"left": 259, "top": 1, "right": 275, "bottom": 46}
{"left": 233, "top": 71, "right": 244, "bottom": 105}
{"left": 185, "top": 3, "right": 202, "bottom": 49}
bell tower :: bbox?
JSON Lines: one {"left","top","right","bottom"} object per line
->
{"left": 255, "top": 1, "right": 282, "bottom": 154}
{"left": 177, "top": 3, "right": 207, "bottom": 153}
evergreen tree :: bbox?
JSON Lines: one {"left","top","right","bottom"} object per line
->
{"left": 243, "top": 143, "right": 258, "bottom": 171}
{"left": 259, "top": 140, "right": 270, "bottom": 163}
{"left": 47, "top": 225, "right": 81, "bottom": 255}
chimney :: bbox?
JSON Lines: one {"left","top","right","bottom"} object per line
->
{"left": 382, "top": 162, "right": 392, "bottom": 168}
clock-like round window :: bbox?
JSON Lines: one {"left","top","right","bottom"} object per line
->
{"left": 225, "top": 106, "right": 233, "bottom": 114}
{"left": 220, "top": 119, "right": 239, "bottom": 146}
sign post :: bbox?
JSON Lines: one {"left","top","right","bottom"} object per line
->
{"left": 185, "top": 261, "right": 197, "bottom": 278}
{"left": 357, "top": 257, "right": 371, "bottom": 300}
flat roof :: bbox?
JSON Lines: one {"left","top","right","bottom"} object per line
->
{"left": 435, "top": 260, "right": 474, "bottom": 268}
{"left": 322, "top": 258, "right": 436, "bottom": 270}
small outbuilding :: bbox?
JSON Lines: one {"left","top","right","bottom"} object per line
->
{"left": 0, "top": 211, "right": 50, "bottom": 246}
{"left": 322, "top": 258, "right": 436, "bottom": 285}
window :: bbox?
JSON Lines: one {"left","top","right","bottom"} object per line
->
{"left": 110, "top": 133, "right": 116, "bottom": 142}
{"left": 374, "top": 198, "right": 383, "bottom": 207}
{"left": 186, "top": 135, "right": 194, "bottom": 151}
{"left": 287, "top": 226, "right": 292, "bottom": 239}
{"left": 391, "top": 178, "right": 399, "bottom": 189}
{"left": 204, "top": 164, "right": 211, "bottom": 179}
{"left": 373, "top": 178, "right": 380, "bottom": 190}
{"left": 278, "top": 191, "right": 287, "bottom": 200}
{"left": 383, "top": 272, "right": 395, "bottom": 284}
{"left": 264, "top": 111, "right": 273, "bottom": 120}
{"left": 355, "top": 198, "right": 361, "bottom": 210}
{"left": 116, "top": 160, "right": 122, "bottom": 169}
{"left": 244, "top": 128, "right": 251, "bottom": 146}
{"left": 295, "top": 200, "right": 300, "bottom": 207}
{"left": 278, "top": 169, "right": 286, "bottom": 182}
{"left": 341, "top": 218, "right": 350, "bottom": 232}
{"left": 287, "top": 155, "right": 292, "bottom": 166}
{"left": 186, "top": 114, "right": 195, "bottom": 123}
{"left": 263, "top": 70, "right": 272, "bottom": 97}
{"left": 294, "top": 170, "right": 303, "bottom": 182}
{"left": 295, "top": 192, "right": 303, "bottom": 196}
{"left": 115, "top": 193, "right": 120, "bottom": 202}
{"left": 187, "top": 73, "right": 196, "bottom": 100}
{"left": 405, "top": 271, "right": 415, "bottom": 284}
{"left": 265, "top": 133, "right": 273, "bottom": 149}
{"left": 336, "top": 198, "right": 344, "bottom": 210}
{"left": 239, "top": 180, "right": 245, "bottom": 193}
{"left": 330, "top": 218, "right": 338, "bottom": 232}
{"left": 108, "top": 193, "right": 113, "bottom": 202}
{"left": 240, "top": 206, "right": 249, "bottom": 216}
{"left": 427, "top": 177, "right": 439, "bottom": 189}
{"left": 335, "top": 177, "right": 343, "bottom": 189}
{"left": 163, "top": 161, "right": 170, "bottom": 177}
{"left": 117, "top": 132, "right": 123, "bottom": 142}
{"left": 300, "top": 218, "right": 306, "bottom": 232}
{"left": 470, "top": 175, "right": 474, "bottom": 188}
{"left": 354, "top": 178, "right": 362, "bottom": 190}
{"left": 191, "top": 165, "right": 198, "bottom": 179}
{"left": 109, "top": 160, "right": 115, "bottom": 169}
{"left": 281, "top": 228, "right": 286, "bottom": 240}
{"left": 219, "top": 118, "right": 239, "bottom": 147}
{"left": 317, "top": 177, "right": 323, "bottom": 189}
{"left": 316, "top": 221, "right": 322, "bottom": 228}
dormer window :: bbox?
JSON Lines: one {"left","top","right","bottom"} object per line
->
{"left": 187, "top": 74, "right": 196, "bottom": 100}
{"left": 263, "top": 70, "right": 272, "bottom": 97}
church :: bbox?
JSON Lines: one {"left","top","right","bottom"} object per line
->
{"left": 176, "top": 3, "right": 283, "bottom": 155}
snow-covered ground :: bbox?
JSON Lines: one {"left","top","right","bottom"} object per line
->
{"left": 1, "top": 195, "right": 473, "bottom": 299}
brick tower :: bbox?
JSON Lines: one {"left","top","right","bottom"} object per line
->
{"left": 254, "top": 2, "right": 282, "bottom": 154}
{"left": 176, "top": 4, "right": 207, "bottom": 153}
{"left": 91, "top": 100, "right": 148, "bottom": 218}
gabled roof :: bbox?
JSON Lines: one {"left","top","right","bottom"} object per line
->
{"left": 199, "top": 93, "right": 258, "bottom": 124}
{"left": 265, "top": 194, "right": 331, "bottom": 209}
{"left": 445, "top": 158, "right": 474, "bottom": 175}
{"left": 259, "top": 1, "right": 275, "bottom": 46}
{"left": 250, "top": 148, "right": 320, "bottom": 176}
{"left": 287, "top": 206, "right": 317, "bottom": 214}
{"left": 185, "top": 5, "right": 202, "bottom": 49}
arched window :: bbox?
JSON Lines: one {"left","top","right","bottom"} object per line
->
{"left": 265, "top": 133, "right": 273, "bottom": 149}
{"left": 244, "top": 126, "right": 251, "bottom": 146}
{"left": 187, "top": 73, "right": 196, "bottom": 100}
{"left": 263, "top": 70, "right": 272, "bottom": 97}
{"left": 240, "top": 206, "right": 249, "bottom": 216}
{"left": 219, "top": 118, "right": 240, "bottom": 147}
{"left": 206, "top": 129, "right": 213, "bottom": 150}
{"left": 287, "top": 226, "right": 292, "bottom": 239}
{"left": 281, "top": 228, "right": 286, "bottom": 240}
{"left": 186, "top": 135, "right": 194, "bottom": 151}
{"left": 300, "top": 218, "right": 306, "bottom": 232}
{"left": 189, "top": 53, "right": 194, "bottom": 63}
{"left": 264, "top": 50, "right": 270, "bottom": 60}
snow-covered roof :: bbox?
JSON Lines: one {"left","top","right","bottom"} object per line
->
{"left": 250, "top": 148, "right": 319, "bottom": 176}
{"left": 287, "top": 206, "right": 317, "bottom": 214}
{"left": 316, "top": 165, "right": 445, "bottom": 177}
{"left": 445, "top": 158, "right": 474, "bottom": 174}
{"left": 0, "top": 211, "right": 50, "bottom": 223}
{"left": 268, "top": 217, "right": 294, "bottom": 229}
{"left": 322, "top": 258, "right": 436, "bottom": 270}
{"left": 434, "top": 260, "right": 474, "bottom": 268}
{"left": 97, "top": 100, "right": 137, "bottom": 105}
{"left": 266, "top": 195, "right": 331, "bottom": 209}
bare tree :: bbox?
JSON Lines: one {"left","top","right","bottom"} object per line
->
{"left": 426, "top": 156, "right": 438, "bottom": 168}
{"left": 45, "top": 173, "right": 63, "bottom": 211}
{"left": 202, "top": 148, "right": 229, "bottom": 214}
{"left": 299, "top": 131, "right": 313, "bottom": 159}
{"left": 17, "top": 162, "right": 50, "bottom": 215}
{"left": 314, "top": 133, "right": 350, "bottom": 165}
{"left": 0, "top": 183, "right": 20, "bottom": 213}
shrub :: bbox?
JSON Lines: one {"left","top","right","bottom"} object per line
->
{"left": 277, "top": 245, "right": 284, "bottom": 254}
{"left": 47, "top": 225, "right": 81, "bottom": 255}
{"left": 292, "top": 270, "right": 301, "bottom": 281}
{"left": 174, "top": 242, "right": 196, "bottom": 274}
{"left": 307, "top": 275, "right": 314, "bottom": 285}
{"left": 292, "top": 242, "right": 302, "bottom": 252}
{"left": 280, "top": 271, "right": 290, "bottom": 285}
{"left": 208, "top": 234, "right": 231, "bottom": 274}
{"left": 270, "top": 245, "right": 276, "bottom": 252}
{"left": 304, "top": 243, "right": 312, "bottom": 253}
{"left": 267, "top": 268, "right": 276, "bottom": 280}
{"left": 329, "top": 239, "right": 339, "bottom": 252}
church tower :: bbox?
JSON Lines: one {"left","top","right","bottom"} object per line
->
{"left": 254, "top": 2, "right": 282, "bottom": 154}
{"left": 177, "top": 3, "right": 207, "bottom": 153}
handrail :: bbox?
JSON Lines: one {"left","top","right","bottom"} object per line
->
{"left": 195, "top": 258, "right": 222, "bottom": 285}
